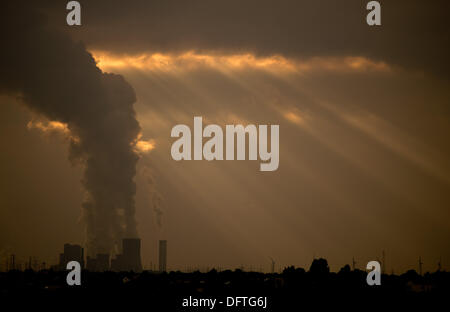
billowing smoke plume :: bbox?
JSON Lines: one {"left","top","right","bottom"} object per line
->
{"left": 142, "top": 167, "right": 164, "bottom": 229}
{"left": 0, "top": 3, "right": 141, "bottom": 255}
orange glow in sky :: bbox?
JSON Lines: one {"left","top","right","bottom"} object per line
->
{"left": 91, "top": 50, "right": 390, "bottom": 74}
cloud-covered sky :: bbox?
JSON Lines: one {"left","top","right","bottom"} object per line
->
{"left": 58, "top": 0, "right": 450, "bottom": 76}
{"left": 0, "top": 1, "right": 449, "bottom": 273}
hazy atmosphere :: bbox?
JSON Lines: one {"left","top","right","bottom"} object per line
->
{"left": 1, "top": 1, "right": 449, "bottom": 273}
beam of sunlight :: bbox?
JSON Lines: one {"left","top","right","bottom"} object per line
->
{"left": 319, "top": 101, "right": 450, "bottom": 186}
{"left": 277, "top": 99, "right": 450, "bottom": 228}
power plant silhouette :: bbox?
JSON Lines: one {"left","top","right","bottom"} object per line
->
{"left": 58, "top": 238, "right": 153, "bottom": 272}
{"left": 58, "top": 244, "right": 84, "bottom": 270}
{"left": 111, "top": 239, "right": 143, "bottom": 272}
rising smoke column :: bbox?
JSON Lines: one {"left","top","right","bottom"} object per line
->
{"left": 0, "top": 3, "right": 141, "bottom": 255}
{"left": 142, "top": 167, "right": 164, "bottom": 229}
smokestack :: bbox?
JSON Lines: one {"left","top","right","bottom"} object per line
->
{"left": 269, "top": 257, "right": 275, "bottom": 274}
{"left": 159, "top": 240, "right": 167, "bottom": 272}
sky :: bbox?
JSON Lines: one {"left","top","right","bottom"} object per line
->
{"left": 0, "top": 1, "right": 449, "bottom": 273}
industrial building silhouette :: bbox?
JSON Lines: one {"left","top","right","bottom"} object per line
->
{"left": 111, "top": 238, "right": 143, "bottom": 272}
{"left": 58, "top": 244, "right": 84, "bottom": 270}
{"left": 87, "top": 253, "right": 110, "bottom": 272}
{"left": 58, "top": 238, "right": 144, "bottom": 272}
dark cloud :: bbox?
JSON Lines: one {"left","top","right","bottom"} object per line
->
{"left": 40, "top": 0, "right": 450, "bottom": 76}
{"left": 0, "top": 2, "right": 141, "bottom": 255}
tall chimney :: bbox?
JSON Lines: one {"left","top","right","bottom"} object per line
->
{"left": 159, "top": 240, "right": 167, "bottom": 272}
{"left": 122, "top": 238, "right": 143, "bottom": 272}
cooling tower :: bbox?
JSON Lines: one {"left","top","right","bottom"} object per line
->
{"left": 122, "top": 238, "right": 143, "bottom": 272}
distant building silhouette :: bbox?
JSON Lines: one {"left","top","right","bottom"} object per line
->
{"left": 97, "top": 254, "right": 110, "bottom": 271}
{"left": 110, "top": 254, "right": 123, "bottom": 271}
{"left": 54, "top": 238, "right": 145, "bottom": 272}
{"left": 59, "top": 244, "right": 84, "bottom": 270}
{"left": 10, "top": 255, "right": 15, "bottom": 271}
{"left": 270, "top": 257, "right": 275, "bottom": 274}
{"left": 159, "top": 240, "right": 167, "bottom": 272}
{"left": 85, "top": 253, "right": 110, "bottom": 271}
{"left": 86, "top": 256, "right": 95, "bottom": 271}
{"left": 111, "top": 238, "right": 142, "bottom": 272}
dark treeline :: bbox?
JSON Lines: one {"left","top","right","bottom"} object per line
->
{"left": 0, "top": 258, "right": 448, "bottom": 310}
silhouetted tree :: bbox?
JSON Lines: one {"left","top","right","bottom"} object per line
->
{"left": 309, "top": 258, "right": 329, "bottom": 275}
{"left": 339, "top": 264, "right": 351, "bottom": 274}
